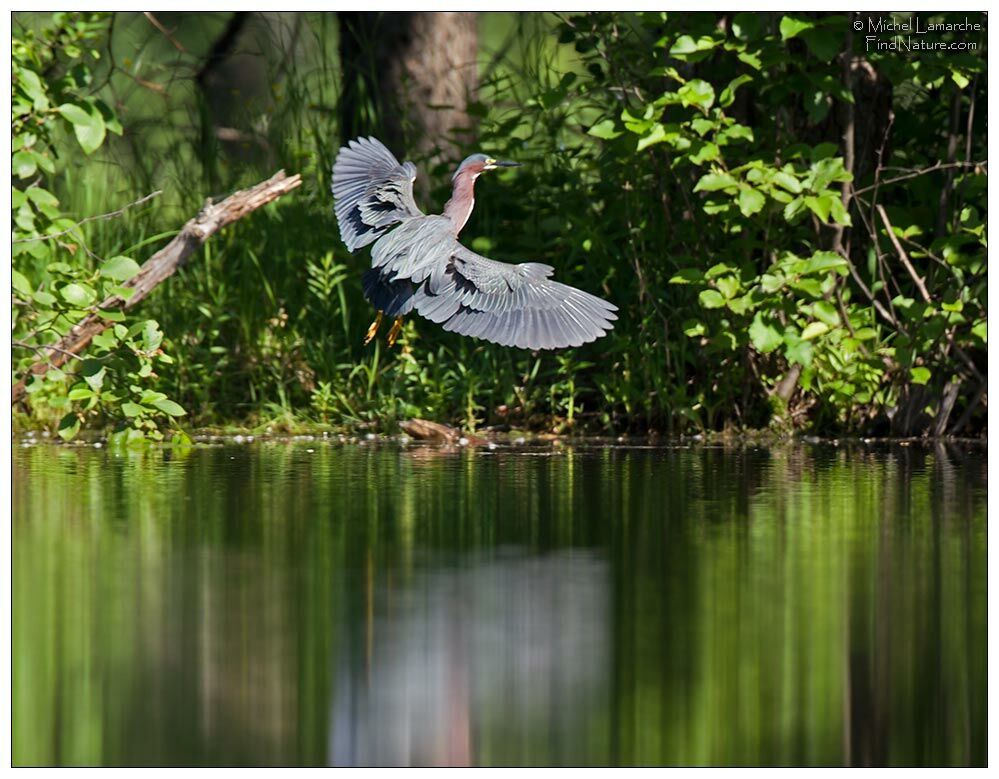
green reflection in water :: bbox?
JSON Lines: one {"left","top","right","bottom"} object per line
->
{"left": 12, "top": 442, "right": 986, "bottom": 766}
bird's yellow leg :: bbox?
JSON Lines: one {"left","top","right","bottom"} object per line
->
{"left": 387, "top": 316, "right": 404, "bottom": 347}
{"left": 363, "top": 311, "right": 383, "bottom": 345}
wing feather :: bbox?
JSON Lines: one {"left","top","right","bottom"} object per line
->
{"left": 331, "top": 137, "right": 423, "bottom": 252}
{"left": 429, "top": 242, "right": 617, "bottom": 350}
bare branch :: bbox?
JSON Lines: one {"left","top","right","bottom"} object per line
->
{"left": 13, "top": 339, "right": 86, "bottom": 362}
{"left": 877, "top": 204, "right": 931, "bottom": 304}
{"left": 852, "top": 160, "right": 986, "bottom": 196}
{"left": 143, "top": 12, "right": 187, "bottom": 52}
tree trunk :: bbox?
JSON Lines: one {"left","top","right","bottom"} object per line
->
{"left": 338, "top": 12, "right": 478, "bottom": 165}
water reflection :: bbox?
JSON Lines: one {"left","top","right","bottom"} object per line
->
{"left": 12, "top": 441, "right": 987, "bottom": 766}
{"left": 330, "top": 550, "right": 608, "bottom": 766}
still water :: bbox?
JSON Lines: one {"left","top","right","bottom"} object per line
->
{"left": 12, "top": 440, "right": 986, "bottom": 767}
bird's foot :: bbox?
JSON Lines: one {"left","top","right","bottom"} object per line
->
{"left": 363, "top": 311, "right": 383, "bottom": 346}
{"left": 387, "top": 317, "right": 404, "bottom": 347}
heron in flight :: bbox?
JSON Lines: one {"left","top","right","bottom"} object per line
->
{"left": 331, "top": 137, "right": 617, "bottom": 349}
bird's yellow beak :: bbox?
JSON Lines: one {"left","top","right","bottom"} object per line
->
{"left": 484, "top": 158, "right": 520, "bottom": 170}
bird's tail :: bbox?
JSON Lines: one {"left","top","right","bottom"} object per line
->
{"left": 332, "top": 137, "right": 421, "bottom": 252}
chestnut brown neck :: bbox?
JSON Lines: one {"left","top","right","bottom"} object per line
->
{"left": 443, "top": 169, "right": 479, "bottom": 235}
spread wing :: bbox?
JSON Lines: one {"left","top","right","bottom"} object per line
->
{"left": 331, "top": 136, "right": 423, "bottom": 252}
{"left": 409, "top": 241, "right": 617, "bottom": 350}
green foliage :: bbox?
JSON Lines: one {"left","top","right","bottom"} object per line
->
{"left": 10, "top": 12, "right": 987, "bottom": 438}
{"left": 530, "top": 10, "right": 985, "bottom": 433}
{"left": 12, "top": 12, "right": 184, "bottom": 442}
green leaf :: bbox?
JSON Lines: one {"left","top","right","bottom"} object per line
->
{"left": 727, "top": 294, "right": 754, "bottom": 315}
{"left": 109, "top": 285, "right": 137, "bottom": 301}
{"left": 749, "top": 313, "right": 782, "bottom": 353}
{"left": 773, "top": 171, "right": 803, "bottom": 194}
{"left": 799, "top": 251, "right": 848, "bottom": 275}
{"left": 587, "top": 119, "right": 622, "bottom": 140}
{"left": 58, "top": 413, "right": 81, "bottom": 442}
{"left": 694, "top": 172, "right": 738, "bottom": 192}
{"left": 780, "top": 15, "right": 814, "bottom": 40}
{"left": 716, "top": 275, "right": 740, "bottom": 300}
{"left": 141, "top": 320, "right": 164, "bottom": 352}
{"left": 151, "top": 398, "right": 186, "bottom": 417}
{"left": 683, "top": 320, "right": 705, "bottom": 337}
{"left": 91, "top": 330, "right": 119, "bottom": 350}
{"left": 805, "top": 195, "right": 832, "bottom": 223}
{"left": 971, "top": 320, "right": 987, "bottom": 343}
{"left": 677, "top": 79, "right": 715, "bottom": 112}
{"left": 719, "top": 75, "right": 753, "bottom": 107}
{"left": 669, "top": 35, "right": 718, "bottom": 62}
{"left": 801, "top": 28, "right": 842, "bottom": 61}
{"left": 718, "top": 124, "right": 753, "bottom": 145}
{"left": 81, "top": 359, "right": 106, "bottom": 391}
{"left": 784, "top": 336, "right": 814, "bottom": 367}
{"left": 33, "top": 290, "right": 57, "bottom": 306}
{"left": 13, "top": 151, "right": 37, "bottom": 179}
{"left": 812, "top": 300, "right": 841, "bottom": 327}
{"left": 828, "top": 196, "right": 852, "bottom": 226}
{"left": 94, "top": 99, "right": 123, "bottom": 135}
{"left": 669, "top": 268, "right": 704, "bottom": 285}
{"left": 699, "top": 289, "right": 725, "bottom": 309}
{"left": 783, "top": 196, "right": 807, "bottom": 222}
{"left": 26, "top": 187, "right": 60, "bottom": 209}
{"left": 67, "top": 385, "right": 95, "bottom": 401}
{"left": 690, "top": 118, "right": 715, "bottom": 136}
{"left": 60, "top": 282, "right": 97, "bottom": 307}
{"left": 737, "top": 50, "right": 762, "bottom": 70}
{"left": 636, "top": 123, "right": 669, "bottom": 151}
{"left": 688, "top": 141, "right": 719, "bottom": 165}
{"left": 801, "top": 321, "right": 830, "bottom": 340}
{"left": 910, "top": 366, "right": 931, "bottom": 385}
{"left": 100, "top": 255, "right": 140, "bottom": 282}
{"left": 58, "top": 102, "right": 106, "bottom": 154}
{"left": 17, "top": 67, "right": 48, "bottom": 108}
{"left": 791, "top": 278, "right": 824, "bottom": 298}
{"left": 121, "top": 402, "right": 146, "bottom": 418}
{"left": 738, "top": 186, "right": 766, "bottom": 217}
{"left": 705, "top": 263, "right": 735, "bottom": 279}
{"left": 12, "top": 270, "right": 33, "bottom": 296}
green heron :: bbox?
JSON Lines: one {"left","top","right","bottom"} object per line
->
{"left": 331, "top": 137, "right": 617, "bottom": 349}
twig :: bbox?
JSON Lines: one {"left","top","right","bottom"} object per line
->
{"left": 852, "top": 161, "right": 985, "bottom": 196}
{"left": 143, "top": 12, "right": 187, "bottom": 52}
{"left": 876, "top": 204, "right": 931, "bottom": 304}
{"left": 831, "top": 24, "right": 854, "bottom": 260}
{"left": 833, "top": 204, "right": 900, "bottom": 331}
{"left": 12, "top": 339, "right": 85, "bottom": 363}
{"left": 877, "top": 207, "right": 983, "bottom": 383}
{"left": 13, "top": 190, "right": 162, "bottom": 244}
{"left": 950, "top": 381, "right": 986, "bottom": 435}
{"left": 937, "top": 89, "right": 962, "bottom": 238}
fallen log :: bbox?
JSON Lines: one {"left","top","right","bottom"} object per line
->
{"left": 399, "top": 418, "right": 487, "bottom": 446}
{"left": 12, "top": 170, "right": 302, "bottom": 405}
